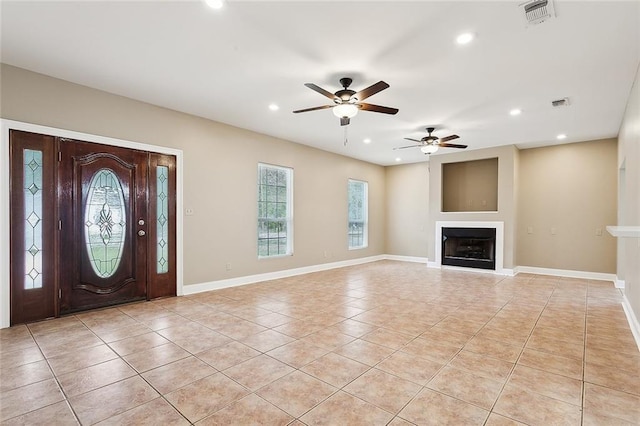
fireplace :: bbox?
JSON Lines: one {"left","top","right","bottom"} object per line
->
{"left": 442, "top": 227, "right": 496, "bottom": 270}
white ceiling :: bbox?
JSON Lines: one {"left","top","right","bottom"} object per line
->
{"left": 1, "top": 1, "right": 638, "bottom": 166}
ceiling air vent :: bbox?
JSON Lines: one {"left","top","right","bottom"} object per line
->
{"left": 520, "top": 0, "right": 555, "bottom": 26}
{"left": 551, "top": 97, "right": 570, "bottom": 108}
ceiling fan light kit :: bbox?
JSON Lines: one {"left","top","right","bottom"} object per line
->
{"left": 421, "top": 145, "right": 439, "bottom": 154}
{"left": 333, "top": 103, "right": 358, "bottom": 119}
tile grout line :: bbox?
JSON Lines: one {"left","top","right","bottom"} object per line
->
{"left": 26, "top": 316, "right": 83, "bottom": 425}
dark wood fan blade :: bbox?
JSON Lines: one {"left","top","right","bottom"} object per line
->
{"left": 293, "top": 104, "right": 334, "bottom": 113}
{"left": 439, "top": 134, "right": 460, "bottom": 142}
{"left": 304, "top": 83, "right": 338, "bottom": 101}
{"left": 340, "top": 116, "right": 350, "bottom": 126}
{"left": 403, "top": 138, "right": 423, "bottom": 143}
{"left": 353, "top": 81, "right": 389, "bottom": 101}
{"left": 393, "top": 145, "right": 421, "bottom": 150}
{"left": 358, "top": 103, "right": 399, "bottom": 115}
{"left": 439, "top": 143, "right": 467, "bottom": 149}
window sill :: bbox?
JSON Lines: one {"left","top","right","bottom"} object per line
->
{"left": 258, "top": 253, "right": 293, "bottom": 260}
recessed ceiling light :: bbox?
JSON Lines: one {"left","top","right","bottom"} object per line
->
{"left": 456, "top": 32, "right": 475, "bottom": 45}
{"left": 395, "top": 157, "right": 402, "bottom": 162}
{"left": 204, "top": 0, "right": 224, "bottom": 9}
{"left": 363, "top": 138, "right": 371, "bottom": 144}
{"left": 268, "top": 104, "right": 279, "bottom": 111}
{"left": 557, "top": 134, "right": 567, "bottom": 140}
{"left": 509, "top": 109, "right": 522, "bottom": 116}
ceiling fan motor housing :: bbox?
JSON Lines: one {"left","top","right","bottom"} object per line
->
{"left": 335, "top": 89, "right": 356, "bottom": 103}
{"left": 423, "top": 127, "right": 438, "bottom": 143}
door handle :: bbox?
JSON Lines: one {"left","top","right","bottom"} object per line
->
{"left": 138, "top": 230, "right": 146, "bottom": 237}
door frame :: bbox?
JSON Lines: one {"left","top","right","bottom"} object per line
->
{"left": 1, "top": 119, "right": 184, "bottom": 328}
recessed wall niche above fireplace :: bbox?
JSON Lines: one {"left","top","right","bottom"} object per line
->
{"left": 442, "top": 227, "right": 496, "bottom": 270}
{"left": 442, "top": 158, "right": 498, "bottom": 212}
{"left": 434, "top": 221, "right": 506, "bottom": 274}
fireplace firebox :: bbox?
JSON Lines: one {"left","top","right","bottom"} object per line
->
{"left": 442, "top": 227, "right": 496, "bottom": 270}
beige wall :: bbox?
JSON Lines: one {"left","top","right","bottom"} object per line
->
{"left": 387, "top": 140, "right": 619, "bottom": 276}
{"left": 428, "top": 145, "right": 518, "bottom": 268}
{"left": 0, "top": 64, "right": 386, "bottom": 287}
{"left": 385, "top": 162, "right": 429, "bottom": 257}
{"left": 617, "top": 65, "right": 640, "bottom": 323}
{"left": 2, "top": 62, "right": 636, "bottom": 303}
{"left": 442, "top": 158, "right": 499, "bottom": 212}
{"left": 517, "top": 139, "right": 618, "bottom": 273}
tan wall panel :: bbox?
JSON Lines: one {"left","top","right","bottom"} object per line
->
{"left": 385, "top": 162, "right": 429, "bottom": 257}
{"left": 517, "top": 139, "right": 617, "bottom": 273}
{"left": 442, "top": 158, "right": 498, "bottom": 212}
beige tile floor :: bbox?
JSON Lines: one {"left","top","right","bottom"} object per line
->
{"left": 1, "top": 261, "right": 639, "bottom": 425}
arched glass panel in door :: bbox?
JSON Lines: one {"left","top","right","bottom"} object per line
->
{"left": 83, "top": 168, "right": 127, "bottom": 278}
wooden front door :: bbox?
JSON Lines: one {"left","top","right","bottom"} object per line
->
{"left": 9, "top": 130, "right": 176, "bottom": 324}
{"left": 58, "top": 140, "right": 149, "bottom": 313}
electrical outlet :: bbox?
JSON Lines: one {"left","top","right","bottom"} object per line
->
{"left": 225, "top": 263, "right": 231, "bottom": 271}
{"left": 185, "top": 208, "right": 194, "bottom": 216}
{"left": 596, "top": 228, "right": 603, "bottom": 236}
{"left": 527, "top": 226, "right": 533, "bottom": 234}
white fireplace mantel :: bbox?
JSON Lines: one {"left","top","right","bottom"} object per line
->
{"left": 433, "top": 221, "right": 506, "bottom": 275}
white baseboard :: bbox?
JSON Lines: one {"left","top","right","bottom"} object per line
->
{"left": 182, "top": 255, "right": 386, "bottom": 295}
{"left": 426, "top": 262, "right": 513, "bottom": 276}
{"left": 513, "top": 266, "right": 617, "bottom": 283}
{"left": 384, "top": 255, "right": 428, "bottom": 264}
{"left": 622, "top": 294, "right": 640, "bottom": 352}
{"left": 184, "top": 255, "right": 433, "bottom": 296}
{"left": 615, "top": 279, "right": 626, "bottom": 289}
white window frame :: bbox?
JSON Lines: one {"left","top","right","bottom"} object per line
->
{"left": 257, "top": 163, "right": 293, "bottom": 258}
{"left": 348, "top": 179, "right": 368, "bottom": 249}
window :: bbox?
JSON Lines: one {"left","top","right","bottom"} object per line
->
{"left": 348, "top": 179, "right": 368, "bottom": 249}
{"left": 258, "top": 163, "right": 293, "bottom": 257}
{"left": 23, "top": 149, "right": 43, "bottom": 289}
{"left": 156, "top": 165, "right": 169, "bottom": 274}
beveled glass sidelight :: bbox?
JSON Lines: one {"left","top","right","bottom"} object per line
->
{"left": 84, "top": 168, "right": 126, "bottom": 278}
{"left": 23, "top": 149, "right": 43, "bottom": 289}
{"left": 156, "top": 165, "right": 169, "bottom": 274}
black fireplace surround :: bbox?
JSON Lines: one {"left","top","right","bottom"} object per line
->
{"left": 442, "top": 227, "right": 496, "bottom": 270}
